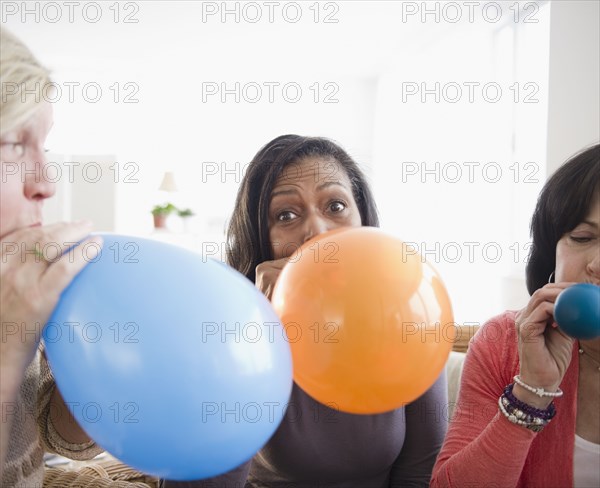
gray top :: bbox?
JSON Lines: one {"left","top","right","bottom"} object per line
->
{"left": 248, "top": 371, "right": 447, "bottom": 487}
{"left": 163, "top": 371, "right": 447, "bottom": 488}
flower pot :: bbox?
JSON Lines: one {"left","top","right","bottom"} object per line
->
{"left": 153, "top": 214, "right": 168, "bottom": 229}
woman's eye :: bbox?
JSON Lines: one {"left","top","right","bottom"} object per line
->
{"left": 14, "top": 144, "right": 25, "bottom": 157}
{"left": 277, "top": 211, "right": 297, "bottom": 222}
{"left": 1, "top": 142, "right": 25, "bottom": 157}
{"left": 569, "top": 235, "right": 593, "bottom": 243}
{"left": 329, "top": 201, "right": 346, "bottom": 213}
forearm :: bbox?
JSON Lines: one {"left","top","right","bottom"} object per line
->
{"left": 0, "top": 352, "right": 30, "bottom": 474}
{"left": 0, "top": 373, "right": 20, "bottom": 476}
{"left": 430, "top": 411, "right": 535, "bottom": 488}
{"left": 431, "top": 313, "right": 541, "bottom": 487}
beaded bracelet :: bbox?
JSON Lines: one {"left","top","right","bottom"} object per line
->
{"left": 498, "top": 383, "right": 556, "bottom": 433}
{"left": 504, "top": 384, "right": 556, "bottom": 421}
{"left": 513, "top": 375, "right": 563, "bottom": 398}
{"left": 498, "top": 395, "right": 549, "bottom": 433}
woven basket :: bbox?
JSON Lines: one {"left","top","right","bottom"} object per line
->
{"left": 44, "top": 458, "right": 159, "bottom": 488}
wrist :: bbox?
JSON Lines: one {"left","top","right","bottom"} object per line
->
{"left": 512, "top": 383, "right": 555, "bottom": 409}
{"left": 499, "top": 383, "right": 556, "bottom": 433}
{"left": 0, "top": 342, "right": 37, "bottom": 399}
{"left": 0, "top": 362, "right": 27, "bottom": 402}
{"left": 1, "top": 343, "right": 35, "bottom": 376}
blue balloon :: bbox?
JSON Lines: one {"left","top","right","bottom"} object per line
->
{"left": 554, "top": 283, "right": 600, "bottom": 340}
{"left": 44, "top": 234, "right": 293, "bottom": 480}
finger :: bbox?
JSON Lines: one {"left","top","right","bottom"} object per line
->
{"left": 32, "top": 221, "right": 94, "bottom": 261}
{"left": 544, "top": 282, "right": 578, "bottom": 290}
{"left": 1, "top": 238, "right": 58, "bottom": 286}
{"left": 265, "top": 284, "right": 274, "bottom": 301}
{"left": 546, "top": 324, "right": 574, "bottom": 343}
{"left": 526, "top": 285, "right": 570, "bottom": 312}
{"left": 1, "top": 220, "right": 91, "bottom": 245}
{"left": 1, "top": 221, "right": 94, "bottom": 266}
{"left": 518, "top": 302, "right": 555, "bottom": 340}
{"left": 256, "top": 258, "right": 288, "bottom": 274}
{"left": 41, "top": 236, "right": 103, "bottom": 293}
{"left": 271, "top": 257, "right": 291, "bottom": 268}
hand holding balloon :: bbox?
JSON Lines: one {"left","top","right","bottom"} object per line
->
{"left": 255, "top": 257, "right": 288, "bottom": 300}
{"left": 554, "top": 283, "right": 600, "bottom": 340}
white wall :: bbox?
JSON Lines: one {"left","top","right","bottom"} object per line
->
{"left": 370, "top": 5, "right": 551, "bottom": 323}
{"left": 546, "top": 0, "right": 600, "bottom": 174}
{"left": 5, "top": 1, "right": 599, "bottom": 325}
{"left": 5, "top": 1, "right": 387, "bottom": 237}
{"left": 42, "top": 155, "right": 120, "bottom": 232}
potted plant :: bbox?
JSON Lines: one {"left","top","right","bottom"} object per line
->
{"left": 177, "top": 208, "right": 195, "bottom": 218}
{"left": 151, "top": 203, "right": 176, "bottom": 229}
{"left": 177, "top": 208, "right": 195, "bottom": 232}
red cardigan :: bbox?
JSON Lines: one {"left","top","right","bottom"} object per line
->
{"left": 431, "top": 311, "right": 579, "bottom": 488}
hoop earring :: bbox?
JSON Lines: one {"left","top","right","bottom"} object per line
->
{"left": 548, "top": 271, "right": 555, "bottom": 283}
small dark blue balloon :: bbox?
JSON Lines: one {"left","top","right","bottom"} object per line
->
{"left": 554, "top": 283, "right": 600, "bottom": 340}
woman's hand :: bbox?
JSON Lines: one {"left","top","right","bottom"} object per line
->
{"left": 514, "top": 282, "right": 576, "bottom": 408}
{"left": 255, "top": 257, "right": 289, "bottom": 300}
{"left": 1, "top": 221, "right": 102, "bottom": 471}
{"left": 0, "top": 221, "right": 102, "bottom": 375}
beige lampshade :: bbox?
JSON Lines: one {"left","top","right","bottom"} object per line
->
{"left": 158, "top": 172, "right": 178, "bottom": 192}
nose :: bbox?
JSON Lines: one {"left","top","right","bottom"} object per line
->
{"left": 24, "top": 151, "right": 56, "bottom": 201}
{"left": 588, "top": 244, "right": 600, "bottom": 282}
{"left": 302, "top": 213, "right": 331, "bottom": 244}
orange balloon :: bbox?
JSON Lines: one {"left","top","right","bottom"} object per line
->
{"left": 272, "top": 227, "right": 455, "bottom": 414}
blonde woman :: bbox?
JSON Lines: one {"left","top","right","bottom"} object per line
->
{"left": 0, "top": 28, "right": 104, "bottom": 486}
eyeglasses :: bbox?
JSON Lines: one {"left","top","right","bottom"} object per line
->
{"left": 0, "top": 141, "right": 49, "bottom": 159}
{"left": 0, "top": 141, "right": 26, "bottom": 157}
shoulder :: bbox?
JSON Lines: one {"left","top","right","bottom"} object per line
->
{"left": 470, "top": 310, "right": 518, "bottom": 354}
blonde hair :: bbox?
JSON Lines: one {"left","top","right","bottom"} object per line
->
{"left": 0, "top": 27, "right": 51, "bottom": 135}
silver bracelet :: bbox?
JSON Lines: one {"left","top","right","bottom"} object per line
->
{"left": 513, "top": 375, "right": 564, "bottom": 398}
{"left": 498, "top": 395, "right": 549, "bottom": 433}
